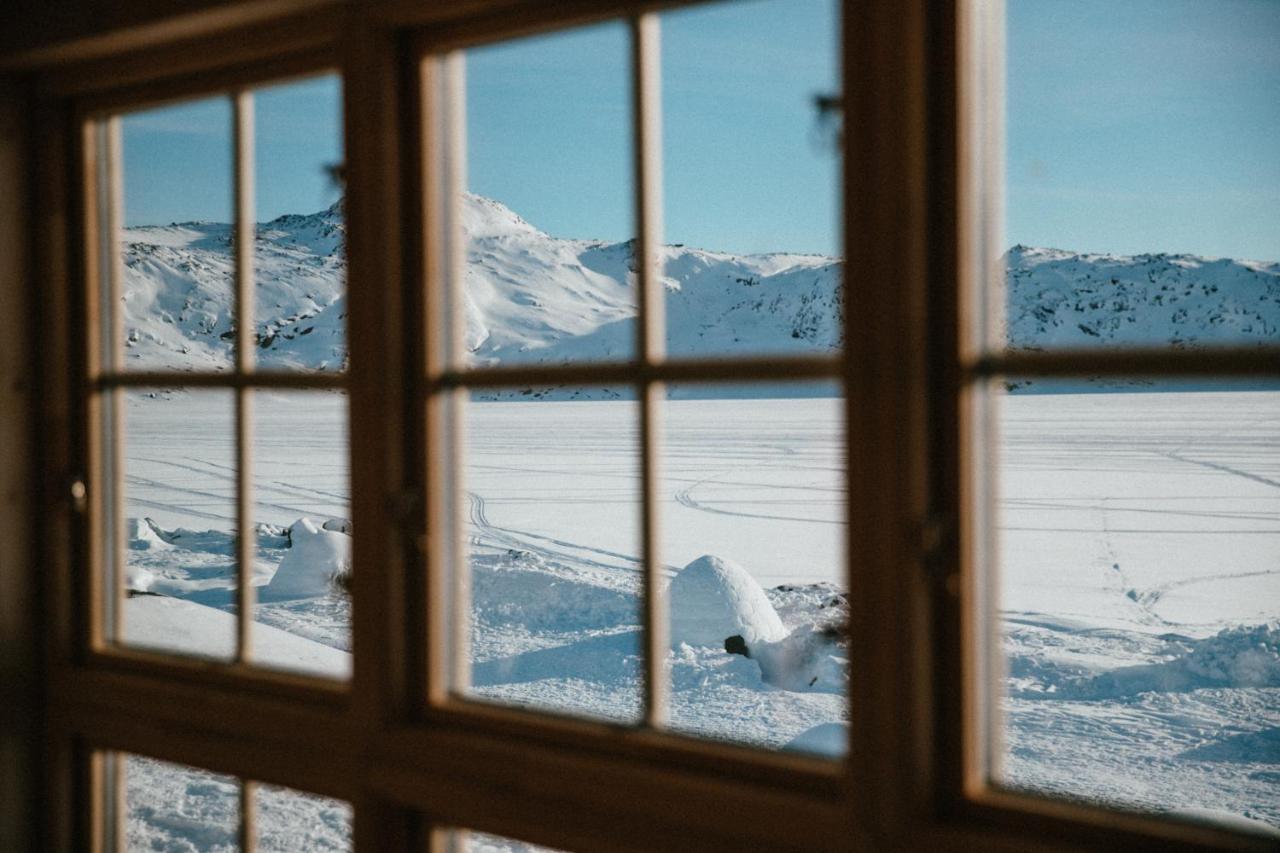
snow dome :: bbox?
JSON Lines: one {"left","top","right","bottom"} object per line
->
{"left": 668, "top": 554, "right": 787, "bottom": 647}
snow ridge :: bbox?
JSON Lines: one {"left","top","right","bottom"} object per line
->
{"left": 119, "top": 196, "right": 1279, "bottom": 387}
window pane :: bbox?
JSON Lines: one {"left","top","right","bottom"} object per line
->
{"left": 252, "top": 390, "right": 351, "bottom": 679}
{"left": 452, "top": 388, "right": 643, "bottom": 723}
{"left": 992, "top": 382, "right": 1280, "bottom": 832}
{"left": 118, "top": 753, "right": 241, "bottom": 852}
{"left": 1001, "top": 0, "right": 1280, "bottom": 354}
{"left": 662, "top": 382, "right": 847, "bottom": 755}
{"left": 116, "top": 389, "right": 237, "bottom": 660}
{"left": 118, "top": 97, "right": 235, "bottom": 371}
{"left": 458, "top": 22, "right": 635, "bottom": 368}
{"left": 255, "top": 783, "right": 352, "bottom": 852}
{"left": 254, "top": 74, "right": 347, "bottom": 373}
{"left": 661, "top": 0, "right": 842, "bottom": 359}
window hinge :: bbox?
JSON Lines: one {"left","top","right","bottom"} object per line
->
{"left": 917, "top": 512, "right": 958, "bottom": 595}
{"left": 389, "top": 486, "right": 423, "bottom": 524}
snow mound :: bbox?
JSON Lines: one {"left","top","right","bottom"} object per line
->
{"left": 1183, "top": 622, "right": 1280, "bottom": 688}
{"left": 265, "top": 518, "right": 351, "bottom": 599}
{"left": 750, "top": 623, "right": 848, "bottom": 693}
{"left": 127, "top": 517, "right": 174, "bottom": 551}
{"left": 1163, "top": 808, "right": 1280, "bottom": 840}
{"left": 124, "top": 595, "right": 349, "bottom": 676}
{"left": 785, "top": 721, "right": 848, "bottom": 756}
{"left": 126, "top": 566, "right": 156, "bottom": 593}
{"left": 471, "top": 550, "right": 636, "bottom": 630}
{"left": 669, "top": 555, "right": 786, "bottom": 647}
{"left": 1056, "top": 621, "right": 1280, "bottom": 699}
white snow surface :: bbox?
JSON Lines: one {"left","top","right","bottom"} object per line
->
{"left": 112, "top": 196, "right": 1280, "bottom": 844}
{"left": 668, "top": 554, "right": 787, "bottom": 647}
{"left": 119, "top": 389, "right": 1279, "bottom": 843}
{"left": 265, "top": 518, "right": 351, "bottom": 599}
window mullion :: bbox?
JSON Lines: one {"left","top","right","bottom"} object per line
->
{"left": 240, "top": 779, "right": 258, "bottom": 853}
{"left": 103, "top": 116, "right": 127, "bottom": 649}
{"left": 631, "top": 12, "right": 669, "bottom": 730}
{"left": 233, "top": 89, "right": 257, "bottom": 665}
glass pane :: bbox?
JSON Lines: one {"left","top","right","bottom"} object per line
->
{"left": 454, "top": 387, "right": 643, "bottom": 723}
{"left": 255, "top": 783, "right": 352, "bottom": 852}
{"left": 253, "top": 74, "right": 347, "bottom": 373}
{"left": 117, "top": 389, "right": 237, "bottom": 660}
{"left": 459, "top": 22, "right": 635, "bottom": 368}
{"left": 993, "top": 382, "right": 1280, "bottom": 833}
{"left": 118, "top": 97, "right": 234, "bottom": 371}
{"left": 252, "top": 390, "right": 351, "bottom": 679}
{"left": 661, "top": 0, "right": 842, "bottom": 359}
{"left": 1002, "top": 0, "right": 1280, "bottom": 354}
{"left": 120, "top": 753, "right": 240, "bottom": 852}
{"left": 662, "top": 382, "right": 847, "bottom": 755}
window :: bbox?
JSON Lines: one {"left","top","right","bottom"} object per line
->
{"left": 12, "top": 1, "right": 1278, "bottom": 851}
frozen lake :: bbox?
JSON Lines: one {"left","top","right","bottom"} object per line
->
{"left": 119, "top": 389, "right": 1280, "bottom": 836}
{"left": 124, "top": 389, "right": 1278, "bottom": 604}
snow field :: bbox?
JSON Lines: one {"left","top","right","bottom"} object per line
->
{"left": 125, "top": 755, "right": 352, "bottom": 852}
{"left": 117, "top": 389, "right": 1279, "bottom": 846}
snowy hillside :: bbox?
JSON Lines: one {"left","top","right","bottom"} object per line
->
{"left": 122, "top": 200, "right": 347, "bottom": 372}
{"left": 119, "top": 194, "right": 1280, "bottom": 377}
{"left": 1005, "top": 245, "right": 1280, "bottom": 350}
{"left": 119, "top": 193, "right": 838, "bottom": 373}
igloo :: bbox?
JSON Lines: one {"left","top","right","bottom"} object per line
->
{"left": 668, "top": 554, "right": 786, "bottom": 647}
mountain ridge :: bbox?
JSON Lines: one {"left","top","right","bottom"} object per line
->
{"left": 118, "top": 195, "right": 1280, "bottom": 394}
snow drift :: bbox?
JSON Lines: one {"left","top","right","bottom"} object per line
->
{"left": 265, "top": 518, "right": 351, "bottom": 599}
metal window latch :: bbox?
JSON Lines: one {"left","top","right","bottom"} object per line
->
{"left": 67, "top": 475, "right": 88, "bottom": 514}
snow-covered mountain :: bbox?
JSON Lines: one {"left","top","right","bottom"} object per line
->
{"left": 1005, "top": 245, "right": 1280, "bottom": 350}
{"left": 122, "top": 199, "right": 347, "bottom": 372}
{"left": 118, "top": 195, "right": 1279, "bottom": 374}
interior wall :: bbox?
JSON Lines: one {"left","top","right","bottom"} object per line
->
{"left": 0, "top": 73, "right": 36, "bottom": 853}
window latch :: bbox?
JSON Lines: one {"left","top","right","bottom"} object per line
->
{"left": 67, "top": 474, "right": 88, "bottom": 515}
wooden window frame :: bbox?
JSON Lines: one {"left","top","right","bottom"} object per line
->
{"left": 20, "top": 1, "right": 1279, "bottom": 851}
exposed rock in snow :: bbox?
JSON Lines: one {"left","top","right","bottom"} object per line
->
{"left": 265, "top": 518, "right": 351, "bottom": 599}
{"left": 1005, "top": 245, "right": 1280, "bottom": 350}
{"left": 669, "top": 554, "right": 787, "bottom": 647}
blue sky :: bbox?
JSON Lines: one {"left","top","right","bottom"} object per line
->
{"left": 122, "top": 75, "right": 343, "bottom": 228}
{"left": 122, "top": 0, "right": 1279, "bottom": 260}
{"left": 1007, "top": 0, "right": 1280, "bottom": 260}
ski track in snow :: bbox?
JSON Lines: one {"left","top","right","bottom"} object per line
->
{"left": 467, "top": 490, "right": 643, "bottom": 573}
{"left": 674, "top": 468, "right": 842, "bottom": 526}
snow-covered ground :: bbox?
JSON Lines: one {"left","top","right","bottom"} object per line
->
{"left": 996, "top": 390, "right": 1280, "bottom": 830}
{"left": 119, "top": 389, "right": 1279, "bottom": 844}
{"left": 111, "top": 192, "right": 1279, "bottom": 844}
